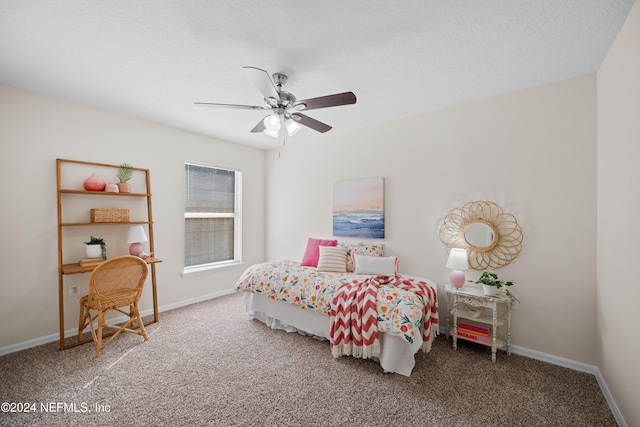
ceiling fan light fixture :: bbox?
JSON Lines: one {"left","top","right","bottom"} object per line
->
{"left": 263, "top": 114, "right": 281, "bottom": 138}
{"left": 264, "top": 114, "right": 280, "bottom": 129}
{"left": 285, "top": 119, "right": 302, "bottom": 136}
{"left": 263, "top": 128, "right": 279, "bottom": 138}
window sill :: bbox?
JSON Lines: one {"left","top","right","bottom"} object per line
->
{"left": 182, "top": 260, "right": 244, "bottom": 278}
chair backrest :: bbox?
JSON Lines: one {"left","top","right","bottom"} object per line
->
{"left": 89, "top": 255, "right": 148, "bottom": 300}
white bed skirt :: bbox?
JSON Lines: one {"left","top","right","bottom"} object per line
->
{"left": 243, "top": 292, "right": 423, "bottom": 376}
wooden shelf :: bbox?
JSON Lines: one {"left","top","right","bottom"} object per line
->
{"left": 62, "top": 257, "right": 162, "bottom": 275}
{"left": 59, "top": 189, "right": 151, "bottom": 197}
{"left": 61, "top": 221, "right": 152, "bottom": 227}
{"left": 56, "top": 158, "right": 159, "bottom": 351}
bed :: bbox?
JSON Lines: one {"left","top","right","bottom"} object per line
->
{"left": 234, "top": 243, "right": 439, "bottom": 376}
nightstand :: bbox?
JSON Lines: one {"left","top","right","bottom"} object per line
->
{"left": 444, "top": 284, "right": 512, "bottom": 362}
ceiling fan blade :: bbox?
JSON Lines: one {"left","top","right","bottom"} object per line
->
{"left": 194, "top": 102, "right": 266, "bottom": 110}
{"left": 250, "top": 117, "right": 267, "bottom": 133}
{"left": 291, "top": 113, "right": 332, "bottom": 133}
{"left": 293, "top": 91, "right": 356, "bottom": 111}
{"left": 243, "top": 66, "right": 280, "bottom": 102}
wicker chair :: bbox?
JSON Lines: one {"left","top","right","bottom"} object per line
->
{"left": 78, "top": 255, "right": 149, "bottom": 357}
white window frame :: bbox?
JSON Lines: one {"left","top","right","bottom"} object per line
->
{"left": 183, "top": 162, "right": 242, "bottom": 276}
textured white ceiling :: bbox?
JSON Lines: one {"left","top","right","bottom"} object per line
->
{"left": 0, "top": 0, "right": 635, "bottom": 149}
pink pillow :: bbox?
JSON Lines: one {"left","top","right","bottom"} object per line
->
{"left": 301, "top": 238, "right": 338, "bottom": 267}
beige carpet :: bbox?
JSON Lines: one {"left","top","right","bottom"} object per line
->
{"left": 0, "top": 292, "right": 616, "bottom": 426}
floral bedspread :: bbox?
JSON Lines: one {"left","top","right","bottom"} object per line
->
{"left": 234, "top": 260, "right": 438, "bottom": 346}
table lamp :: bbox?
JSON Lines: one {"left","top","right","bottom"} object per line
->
{"left": 127, "top": 225, "right": 148, "bottom": 257}
{"left": 446, "top": 248, "right": 469, "bottom": 288}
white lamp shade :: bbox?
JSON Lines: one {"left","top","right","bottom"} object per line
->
{"left": 285, "top": 118, "right": 301, "bottom": 136}
{"left": 264, "top": 128, "right": 279, "bottom": 138}
{"left": 446, "top": 248, "right": 469, "bottom": 270}
{"left": 446, "top": 248, "right": 469, "bottom": 288}
{"left": 127, "top": 225, "right": 148, "bottom": 244}
{"left": 263, "top": 114, "right": 281, "bottom": 138}
{"left": 263, "top": 115, "right": 302, "bottom": 138}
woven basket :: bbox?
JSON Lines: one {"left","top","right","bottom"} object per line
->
{"left": 90, "top": 208, "right": 130, "bottom": 223}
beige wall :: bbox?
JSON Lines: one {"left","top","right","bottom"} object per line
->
{"left": 0, "top": 85, "right": 265, "bottom": 348}
{"left": 597, "top": 1, "right": 640, "bottom": 425}
{"left": 2, "top": 12, "right": 637, "bottom": 420}
{"left": 266, "top": 75, "right": 598, "bottom": 364}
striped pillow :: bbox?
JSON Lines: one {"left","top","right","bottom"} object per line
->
{"left": 316, "top": 245, "right": 348, "bottom": 273}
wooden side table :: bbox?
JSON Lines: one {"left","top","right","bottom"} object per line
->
{"left": 444, "top": 284, "right": 512, "bottom": 362}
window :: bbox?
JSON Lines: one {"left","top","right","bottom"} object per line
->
{"left": 184, "top": 163, "right": 242, "bottom": 272}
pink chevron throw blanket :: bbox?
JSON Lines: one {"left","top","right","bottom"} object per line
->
{"left": 329, "top": 275, "right": 439, "bottom": 359}
{"left": 387, "top": 275, "right": 439, "bottom": 352}
{"left": 329, "top": 278, "right": 380, "bottom": 359}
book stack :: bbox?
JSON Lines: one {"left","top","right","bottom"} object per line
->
{"left": 79, "top": 258, "right": 107, "bottom": 267}
{"left": 457, "top": 322, "right": 492, "bottom": 345}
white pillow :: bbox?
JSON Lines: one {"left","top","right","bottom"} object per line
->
{"left": 353, "top": 253, "right": 399, "bottom": 275}
{"left": 317, "top": 245, "right": 348, "bottom": 273}
{"left": 340, "top": 242, "right": 384, "bottom": 272}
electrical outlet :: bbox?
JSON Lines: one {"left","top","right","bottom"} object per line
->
{"left": 69, "top": 285, "right": 79, "bottom": 297}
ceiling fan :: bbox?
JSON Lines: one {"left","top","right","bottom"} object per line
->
{"left": 195, "top": 66, "right": 356, "bottom": 139}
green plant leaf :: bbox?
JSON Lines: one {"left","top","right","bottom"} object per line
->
{"left": 116, "top": 162, "right": 133, "bottom": 182}
{"left": 85, "top": 235, "right": 104, "bottom": 245}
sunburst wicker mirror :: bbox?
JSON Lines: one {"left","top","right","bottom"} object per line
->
{"left": 439, "top": 201, "right": 523, "bottom": 270}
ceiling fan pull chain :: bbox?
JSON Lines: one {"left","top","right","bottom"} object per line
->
{"left": 278, "top": 136, "right": 287, "bottom": 158}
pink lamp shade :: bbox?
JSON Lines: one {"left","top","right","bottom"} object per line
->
{"left": 127, "top": 225, "right": 148, "bottom": 256}
{"left": 446, "top": 248, "right": 469, "bottom": 289}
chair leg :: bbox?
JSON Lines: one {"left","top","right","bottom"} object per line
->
{"left": 83, "top": 302, "right": 149, "bottom": 358}
{"left": 78, "top": 302, "right": 86, "bottom": 344}
{"left": 127, "top": 302, "right": 148, "bottom": 340}
{"left": 95, "top": 310, "right": 105, "bottom": 358}
{"left": 134, "top": 302, "right": 148, "bottom": 340}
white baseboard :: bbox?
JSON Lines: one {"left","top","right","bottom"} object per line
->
{"left": 1, "top": 293, "right": 626, "bottom": 426}
{"left": 593, "top": 366, "right": 627, "bottom": 427}
{"left": 510, "top": 345, "right": 625, "bottom": 427}
{"left": 436, "top": 326, "right": 626, "bottom": 427}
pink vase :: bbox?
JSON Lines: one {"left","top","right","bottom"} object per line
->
{"left": 83, "top": 173, "right": 106, "bottom": 191}
{"left": 117, "top": 182, "right": 131, "bottom": 193}
{"left": 104, "top": 182, "right": 119, "bottom": 192}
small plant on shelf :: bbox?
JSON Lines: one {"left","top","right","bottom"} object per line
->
{"left": 117, "top": 162, "right": 133, "bottom": 182}
{"left": 471, "top": 271, "right": 516, "bottom": 299}
{"left": 84, "top": 236, "right": 106, "bottom": 259}
{"left": 116, "top": 162, "right": 133, "bottom": 193}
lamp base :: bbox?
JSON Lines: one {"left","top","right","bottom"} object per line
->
{"left": 129, "top": 242, "right": 143, "bottom": 257}
{"left": 450, "top": 270, "right": 466, "bottom": 288}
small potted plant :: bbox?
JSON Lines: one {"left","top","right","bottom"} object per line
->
{"left": 84, "top": 236, "right": 106, "bottom": 259}
{"left": 116, "top": 162, "right": 133, "bottom": 193}
{"left": 472, "top": 271, "right": 515, "bottom": 298}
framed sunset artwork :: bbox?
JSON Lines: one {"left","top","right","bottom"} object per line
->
{"left": 333, "top": 177, "right": 385, "bottom": 239}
